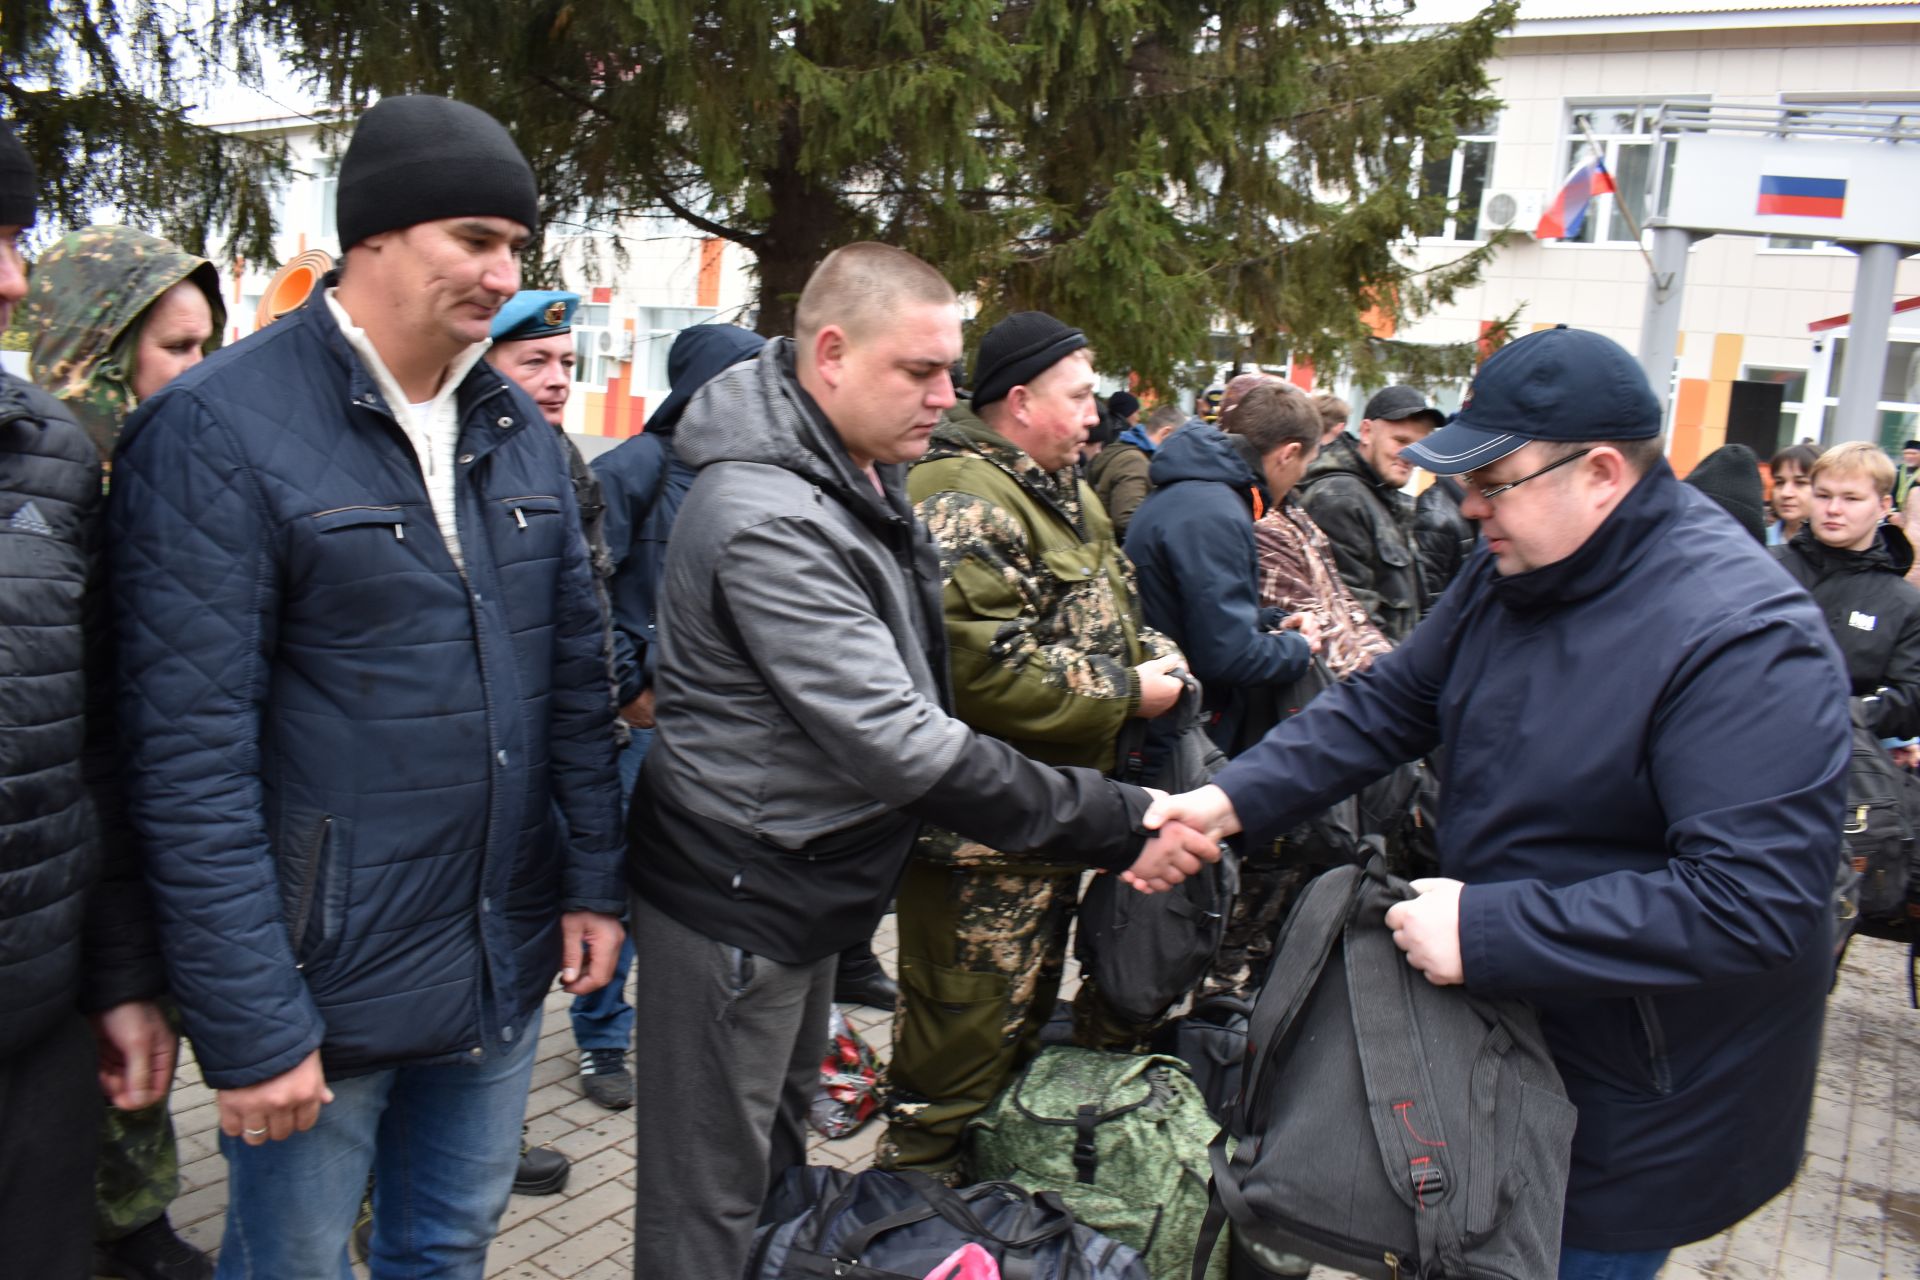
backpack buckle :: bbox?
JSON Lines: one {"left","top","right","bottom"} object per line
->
{"left": 1072, "top": 1103, "right": 1101, "bottom": 1184}
{"left": 1410, "top": 1161, "right": 1446, "bottom": 1206}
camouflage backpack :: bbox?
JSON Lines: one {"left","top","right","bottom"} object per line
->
{"left": 967, "top": 1047, "right": 1225, "bottom": 1280}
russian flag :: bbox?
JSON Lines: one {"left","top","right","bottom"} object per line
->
{"left": 1757, "top": 175, "right": 1846, "bottom": 219}
{"left": 1535, "top": 156, "right": 1617, "bottom": 240}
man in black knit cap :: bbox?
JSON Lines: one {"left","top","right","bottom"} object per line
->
{"left": 109, "top": 97, "right": 624, "bottom": 1277}
{"left": 0, "top": 121, "right": 180, "bottom": 1280}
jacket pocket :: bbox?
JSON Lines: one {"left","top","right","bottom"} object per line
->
{"left": 280, "top": 813, "right": 351, "bottom": 972}
{"left": 310, "top": 504, "right": 408, "bottom": 539}
{"left": 497, "top": 493, "right": 564, "bottom": 529}
{"left": 949, "top": 555, "right": 1026, "bottom": 621}
{"left": 1632, "top": 995, "right": 1674, "bottom": 1096}
{"left": 1039, "top": 543, "right": 1108, "bottom": 585}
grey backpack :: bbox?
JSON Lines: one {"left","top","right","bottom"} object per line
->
{"left": 1192, "top": 860, "right": 1576, "bottom": 1280}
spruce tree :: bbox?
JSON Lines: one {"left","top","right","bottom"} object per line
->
{"left": 1, "top": 0, "right": 287, "bottom": 262}
{"left": 240, "top": 0, "right": 1516, "bottom": 386}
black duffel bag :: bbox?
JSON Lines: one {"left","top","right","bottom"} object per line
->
{"left": 1080, "top": 676, "right": 1238, "bottom": 1024}
{"left": 751, "top": 1165, "right": 1148, "bottom": 1279}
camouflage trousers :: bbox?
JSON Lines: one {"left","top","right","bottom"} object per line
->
{"left": 1202, "top": 854, "right": 1309, "bottom": 1001}
{"left": 876, "top": 858, "right": 1155, "bottom": 1179}
{"left": 97, "top": 1096, "right": 180, "bottom": 1242}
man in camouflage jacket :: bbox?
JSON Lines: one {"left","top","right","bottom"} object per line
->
{"left": 878, "top": 311, "right": 1186, "bottom": 1179}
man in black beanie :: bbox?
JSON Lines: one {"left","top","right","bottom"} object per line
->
{"left": 0, "top": 123, "right": 180, "bottom": 1278}
{"left": 109, "top": 96, "right": 625, "bottom": 1277}
{"left": 877, "top": 309, "right": 1188, "bottom": 1179}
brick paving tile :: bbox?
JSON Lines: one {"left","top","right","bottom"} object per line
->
{"left": 127, "top": 921, "right": 1916, "bottom": 1280}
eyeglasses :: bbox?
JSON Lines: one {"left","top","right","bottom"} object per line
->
{"left": 1463, "top": 447, "right": 1593, "bottom": 503}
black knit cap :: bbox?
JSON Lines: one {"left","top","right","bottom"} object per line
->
{"left": 971, "top": 311, "right": 1089, "bottom": 410}
{"left": 336, "top": 96, "right": 538, "bottom": 251}
{"left": 1684, "top": 443, "right": 1767, "bottom": 545}
{"left": 1109, "top": 390, "right": 1140, "bottom": 420}
{"left": 0, "top": 124, "right": 36, "bottom": 227}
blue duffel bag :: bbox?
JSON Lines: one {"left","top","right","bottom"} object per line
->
{"left": 751, "top": 1165, "right": 1149, "bottom": 1280}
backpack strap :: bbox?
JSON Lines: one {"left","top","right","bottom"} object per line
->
{"left": 1239, "top": 864, "right": 1366, "bottom": 1132}
{"left": 1189, "top": 1130, "right": 1237, "bottom": 1280}
{"left": 1345, "top": 867, "right": 1471, "bottom": 1278}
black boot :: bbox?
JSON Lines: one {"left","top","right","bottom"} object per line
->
{"left": 94, "top": 1215, "right": 213, "bottom": 1280}
{"left": 834, "top": 940, "right": 900, "bottom": 1008}
{"left": 514, "top": 1144, "right": 570, "bottom": 1195}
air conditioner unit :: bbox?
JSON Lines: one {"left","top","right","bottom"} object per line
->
{"left": 591, "top": 329, "right": 636, "bottom": 362}
{"left": 1479, "top": 190, "right": 1546, "bottom": 237}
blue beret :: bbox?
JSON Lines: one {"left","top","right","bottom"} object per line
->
{"left": 492, "top": 290, "right": 580, "bottom": 342}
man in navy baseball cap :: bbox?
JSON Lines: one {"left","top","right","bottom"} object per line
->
{"left": 1399, "top": 325, "right": 1667, "bottom": 578}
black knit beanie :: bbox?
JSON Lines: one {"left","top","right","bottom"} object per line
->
{"left": 971, "top": 311, "right": 1089, "bottom": 410}
{"left": 0, "top": 125, "right": 36, "bottom": 227}
{"left": 336, "top": 96, "right": 538, "bottom": 251}
{"left": 1109, "top": 390, "right": 1140, "bottom": 420}
{"left": 1684, "top": 443, "right": 1766, "bottom": 544}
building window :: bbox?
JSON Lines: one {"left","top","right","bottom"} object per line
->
{"left": 1817, "top": 339, "right": 1920, "bottom": 451}
{"left": 1559, "top": 101, "right": 1694, "bottom": 244}
{"left": 1416, "top": 117, "right": 1498, "bottom": 242}
{"left": 633, "top": 306, "right": 720, "bottom": 389}
{"left": 314, "top": 158, "right": 339, "bottom": 248}
{"left": 1742, "top": 365, "right": 1807, "bottom": 446}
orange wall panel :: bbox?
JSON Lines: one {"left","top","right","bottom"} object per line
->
{"left": 698, "top": 239, "right": 723, "bottom": 309}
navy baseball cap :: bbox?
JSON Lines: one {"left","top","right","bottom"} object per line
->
{"left": 1401, "top": 325, "right": 1662, "bottom": 475}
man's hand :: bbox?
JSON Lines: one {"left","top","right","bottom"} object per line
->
{"left": 1279, "top": 611, "right": 1323, "bottom": 655}
{"left": 1120, "top": 819, "right": 1222, "bottom": 893}
{"left": 92, "top": 1001, "right": 177, "bottom": 1110}
{"left": 1133, "top": 654, "right": 1185, "bottom": 719}
{"left": 219, "top": 1049, "right": 333, "bottom": 1145}
{"left": 560, "top": 911, "right": 626, "bottom": 995}
{"left": 1384, "top": 878, "right": 1466, "bottom": 986}
{"left": 619, "top": 687, "right": 656, "bottom": 730}
{"left": 1142, "top": 783, "right": 1242, "bottom": 843}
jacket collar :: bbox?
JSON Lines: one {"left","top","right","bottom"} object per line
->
{"left": 930, "top": 409, "right": 1081, "bottom": 527}
{"left": 299, "top": 271, "right": 518, "bottom": 446}
{"left": 1786, "top": 521, "right": 1909, "bottom": 577}
{"left": 1489, "top": 461, "right": 1683, "bottom": 613}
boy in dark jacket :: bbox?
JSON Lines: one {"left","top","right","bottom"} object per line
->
{"left": 0, "top": 127, "right": 176, "bottom": 1280}
{"left": 1148, "top": 328, "right": 1849, "bottom": 1279}
{"left": 1775, "top": 440, "right": 1920, "bottom": 740}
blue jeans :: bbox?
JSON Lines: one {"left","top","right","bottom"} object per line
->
{"left": 213, "top": 1010, "right": 541, "bottom": 1280}
{"left": 1558, "top": 1246, "right": 1670, "bottom": 1280}
{"left": 569, "top": 728, "right": 649, "bottom": 1051}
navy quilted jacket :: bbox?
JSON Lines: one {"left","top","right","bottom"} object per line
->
{"left": 108, "top": 288, "right": 624, "bottom": 1089}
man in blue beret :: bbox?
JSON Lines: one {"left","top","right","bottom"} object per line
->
{"left": 489, "top": 291, "right": 635, "bottom": 1113}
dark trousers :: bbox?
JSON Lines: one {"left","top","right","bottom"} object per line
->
{"left": 628, "top": 892, "right": 834, "bottom": 1279}
{"left": 0, "top": 1012, "right": 102, "bottom": 1278}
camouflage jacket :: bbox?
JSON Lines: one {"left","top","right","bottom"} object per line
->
{"left": 1253, "top": 497, "right": 1393, "bottom": 680}
{"left": 908, "top": 407, "right": 1179, "bottom": 779}
{"left": 24, "top": 225, "right": 225, "bottom": 459}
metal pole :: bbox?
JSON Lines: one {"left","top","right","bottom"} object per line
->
{"left": 1832, "top": 242, "right": 1917, "bottom": 444}
{"left": 1637, "top": 226, "right": 1698, "bottom": 414}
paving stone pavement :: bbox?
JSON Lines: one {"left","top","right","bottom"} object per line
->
{"left": 147, "top": 924, "right": 1918, "bottom": 1280}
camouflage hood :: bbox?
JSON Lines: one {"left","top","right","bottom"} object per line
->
{"left": 929, "top": 403, "right": 1079, "bottom": 515}
{"left": 24, "top": 225, "right": 225, "bottom": 456}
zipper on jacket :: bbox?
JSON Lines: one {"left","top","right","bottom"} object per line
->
{"left": 288, "top": 816, "right": 333, "bottom": 968}
{"left": 1633, "top": 995, "right": 1673, "bottom": 1096}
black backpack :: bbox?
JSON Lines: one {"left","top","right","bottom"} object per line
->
{"left": 1837, "top": 707, "right": 1920, "bottom": 1000}
{"left": 1082, "top": 677, "right": 1239, "bottom": 1024}
{"left": 1149, "top": 992, "right": 1252, "bottom": 1125}
{"left": 1191, "top": 860, "right": 1575, "bottom": 1280}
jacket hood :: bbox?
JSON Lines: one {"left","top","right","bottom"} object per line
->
{"left": 1149, "top": 420, "right": 1257, "bottom": 489}
{"left": 1117, "top": 423, "right": 1160, "bottom": 455}
{"left": 673, "top": 337, "right": 907, "bottom": 529}
{"left": 1787, "top": 521, "right": 1914, "bottom": 577}
{"left": 646, "top": 323, "right": 766, "bottom": 436}
{"left": 25, "top": 225, "right": 226, "bottom": 457}
{"left": 1300, "top": 431, "right": 1384, "bottom": 492}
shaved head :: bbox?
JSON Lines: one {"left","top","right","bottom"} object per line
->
{"left": 795, "top": 242, "right": 957, "bottom": 346}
